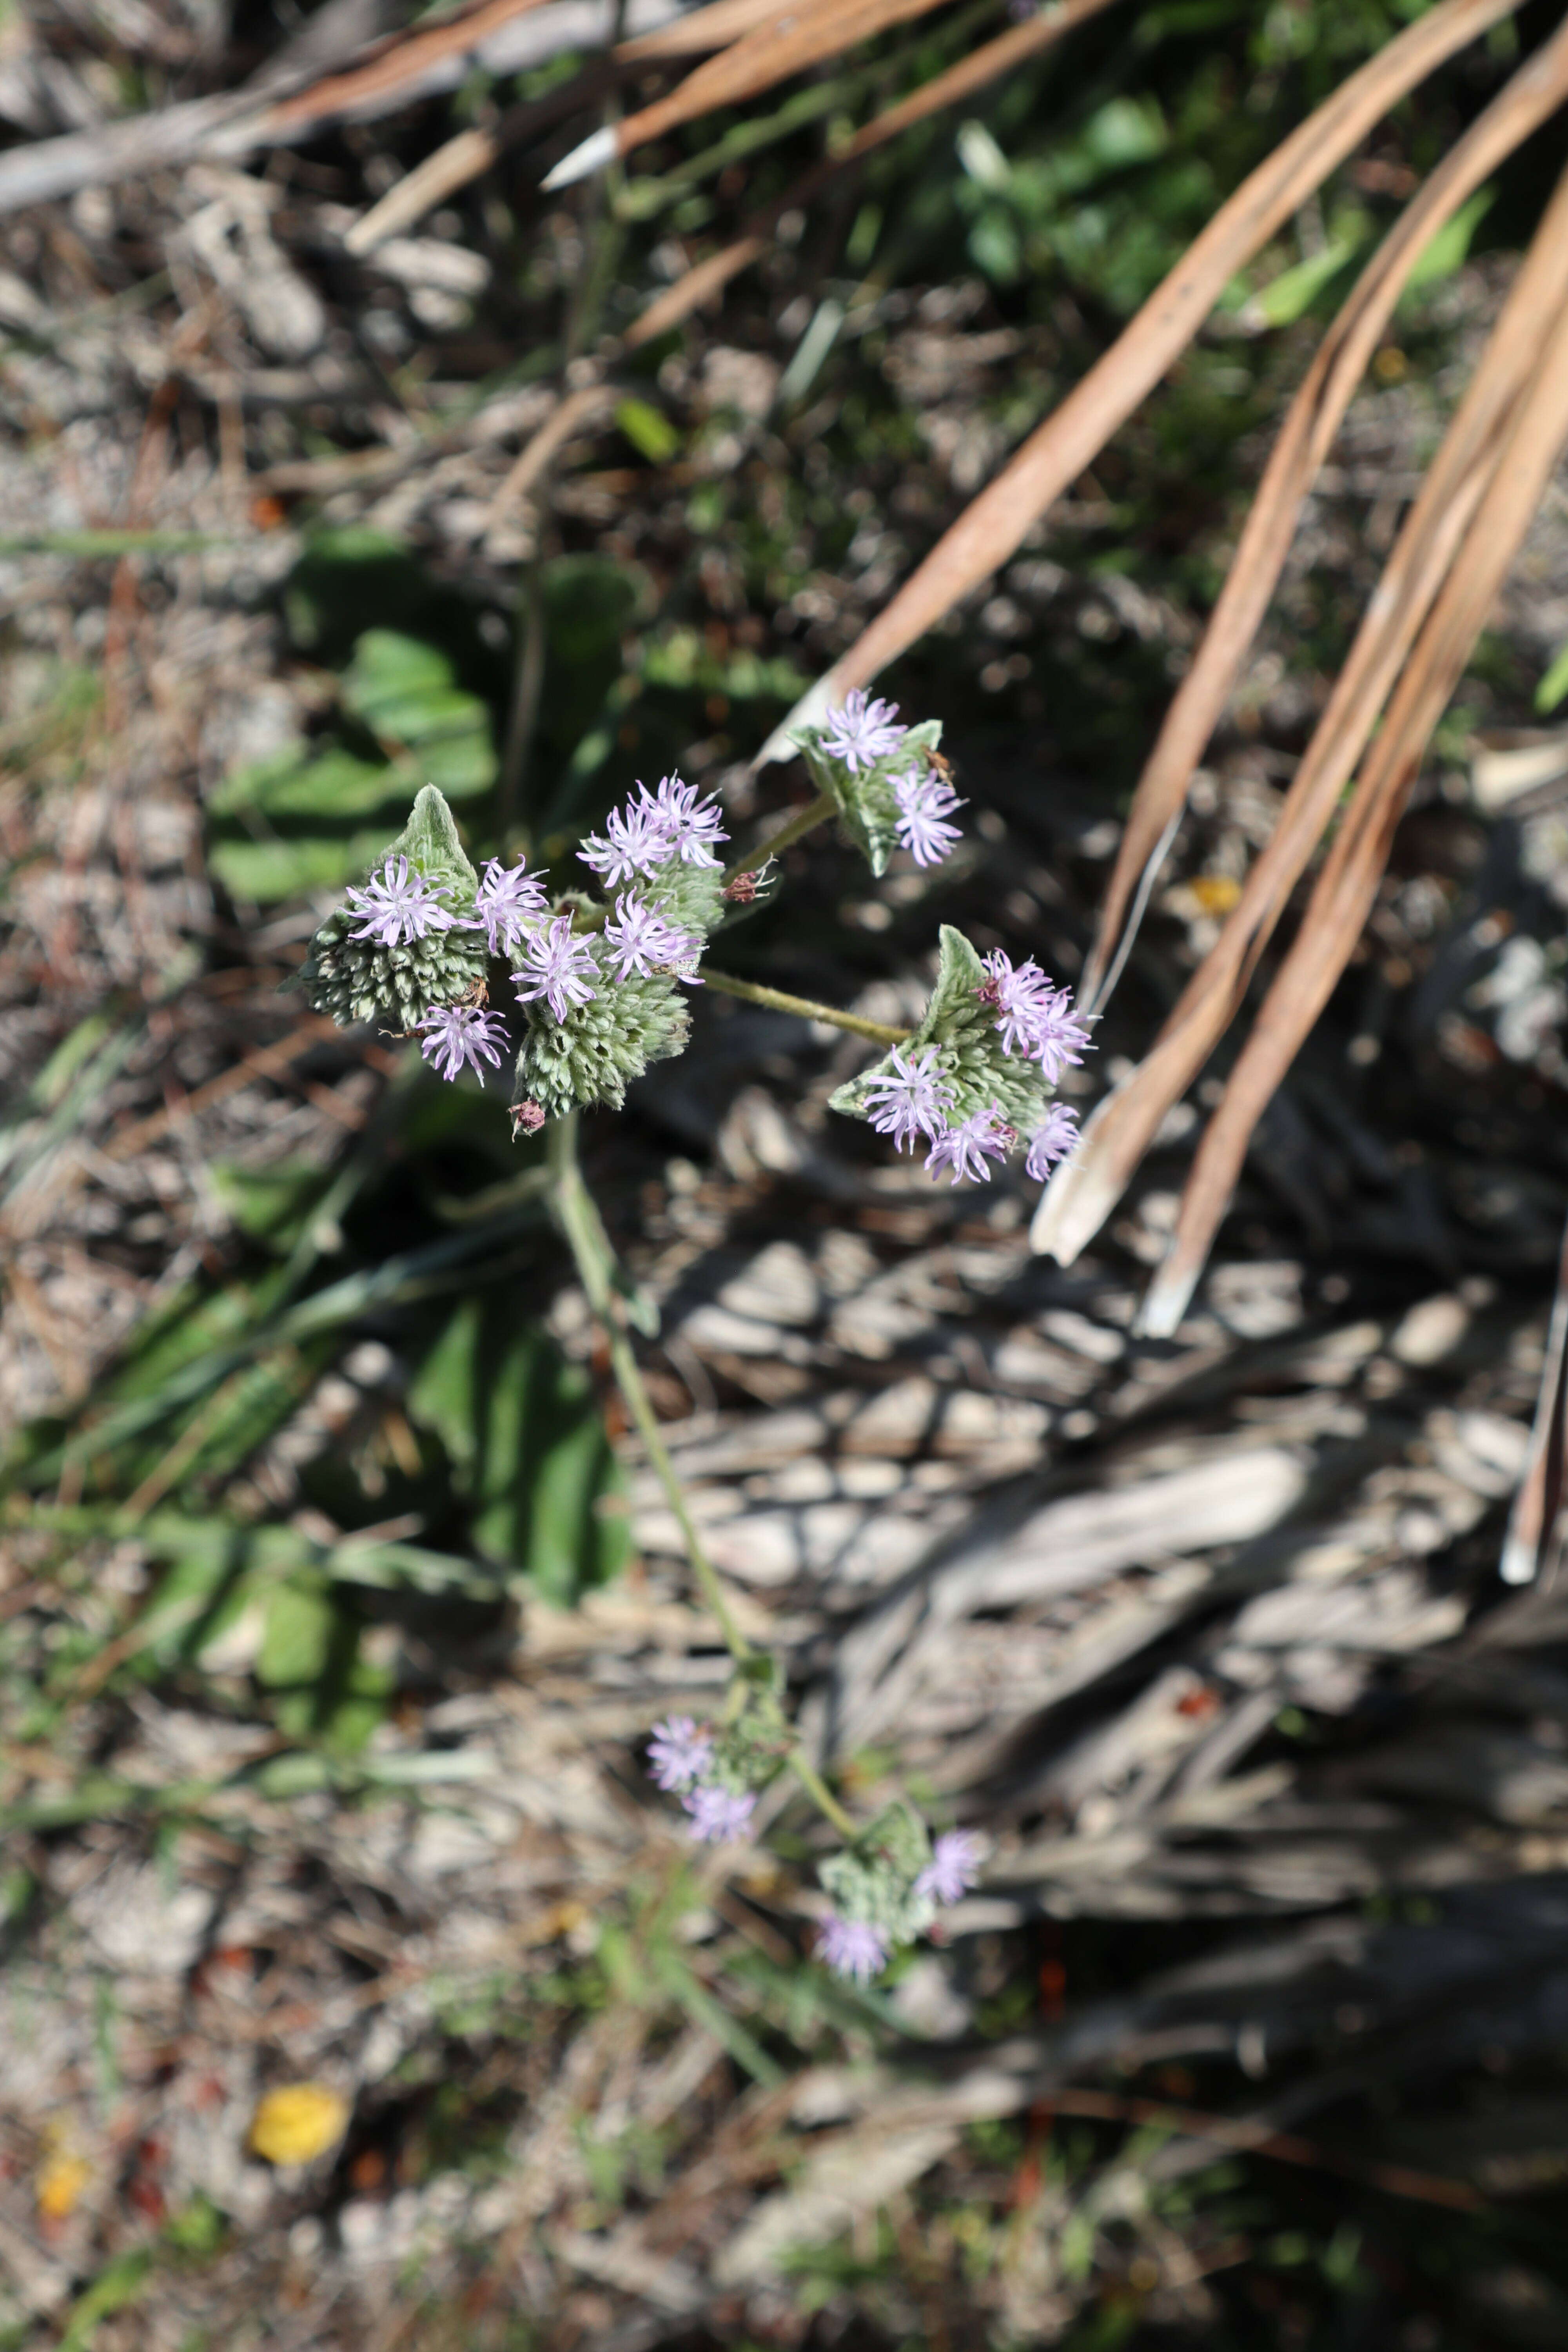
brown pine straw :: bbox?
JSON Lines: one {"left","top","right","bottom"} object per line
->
{"left": 758, "top": 0, "right": 1525, "bottom": 762}
{"left": 1080, "top": 8, "right": 1568, "bottom": 1013}
{"left": 1499, "top": 1218, "right": 1568, "bottom": 1588}
{"left": 1033, "top": 152, "right": 1568, "bottom": 1272}
{"left": 1136, "top": 281, "right": 1568, "bottom": 1334}
{"left": 623, "top": 0, "right": 1122, "bottom": 348}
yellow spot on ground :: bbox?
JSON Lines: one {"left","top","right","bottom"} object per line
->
{"left": 1189, "top": 873, "right": 1242, "bottom": 915}
{"left": 36, "top": 2151, "right": 92, "bottom": 2221}
{"left": 249, "top": 2083, "right": 349, "bottom": 2166}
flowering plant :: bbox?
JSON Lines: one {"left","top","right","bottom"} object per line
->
{"left": 292, "top": 691, "right": 1091, "bottom": 1978}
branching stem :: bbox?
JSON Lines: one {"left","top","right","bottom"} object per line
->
{"left": 701, "top": 966, "right": 910, "bottom": 1045}
{"left": 722, "top": 789, "right": 837, "bottom": 886}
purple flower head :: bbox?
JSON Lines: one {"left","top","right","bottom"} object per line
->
{"left": 579, "top": 799, "right": 675, "bottom": 890}
{"left": 639, "top": 774, "right": 728, "bottom": 869}
{"left": 682, "top": 1785, "right": 758, "bottom": 1846}
{"left": 603, "top": 894, "right": 704, "bottom": 985}
{"left": 817, "top": 1913, "right": 891, "bottom": 1984}
{"left": 345, "top": 855, "right": 456, "bottom": 948}
{"left": 416, "top": 1002, "right": 509, "bottom": 1085}
{"left": 915, "top": 1829, "right": 984, "bottom": 1907}
{"left": 470, "top": 857, "right": 547, "bottom": 955}
{"left": 860, "top": 1045, "right": 955, "bottom": 1154}
{"left": 820, "top": 689, "right": 906, "bottom": 775}
{"left": 893, "top": 768, "right": 965, "bottom": 869}
{"left": 979, "top": 952, "right": 1092, "bottom": 1080}
{"left": 646, "top": 1715, "right": 715, "bottom": 1793}
{"left": 513, "top": 913, "right": 599, "bottom": 1022}
{"left": 1024, "top": 1102, "right": 1080, "bottom": 1181}
{"left": 925, "top": 1103, "right": 1014, "bottom": 1187}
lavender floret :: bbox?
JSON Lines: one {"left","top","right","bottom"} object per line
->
{"left": 514, "top": 913, "right": 599, "bottom": 1022}
{"left": 914, "top": 1829, "right": 984, "bottom": 1907}
{"left": 646, "top": 1715, "right": 715, "bottom": 1793}
{"left": 683, "top": 1785, "right": 758, "bottom": 1845}
{"left": 820, "top": 689, "right": 906, "bottom": 775}
{"left": 925, "top": 1103, "right": 1013, "bottom": 1186}
{"left": 817, "top": 1913, "right": 891, "bottom": 1983}
{"left": 1024, "top": 1102, "right": 1080, "bottom": 1180}
{"left": 860, "top": 1045, "right": 955, "bottom": 1154}
{"left": 416, "top": 1002, "right": 509, "bottom": 1085}
{"left": 641, "top": 773, "right": 728, "bottom": 869}
{"left": 604, "top": 893, "right": 704, "bottom": 985}
{"left": 579, "top": 799, "right": 675, "bottom": 889}
{"left": 345, "top": 855, "right": 456, "bottom": 948}
{"left": 893, "top": 768, "right": 965, "bottom": 868}
{"left": 471, "top": 857, "right": 547, "bottom": 955}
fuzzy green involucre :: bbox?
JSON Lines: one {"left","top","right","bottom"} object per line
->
{"left": 513, "top": 953, "right": 691, "bottom": 1120}
{"left": 828, "top": 925, "right": 1051, "bottom": 1133}
{"left": 795, "top": 717, "right": 944, "bottom": 878}
{"left": 820, "top": 1801, "right": 936, "bottom": 1944}
{"left": 295, "top": 786, "right": 486, "bottom": 1031}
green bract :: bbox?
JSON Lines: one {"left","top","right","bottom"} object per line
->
{"left": 294, "top": 786, "right": 485, "bottom": 1031}
{"left": 820, "top": 1800, "right": 936, "bottom": 1944}
{"left": 795, "top": 716, "right": 945, "bottom": 878}
{"left": 513, "top": 955, "right": 691, "bottom": 1121}
{"left": 828, "top": 924, "right": 1051, "bottom": 1133}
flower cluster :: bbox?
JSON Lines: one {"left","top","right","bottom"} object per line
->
{"left": 645, "top": 1712, "right": 982, "bottom": 1982}
{"left": 797, "top": 693, "right": 966, "bottom": 880}
{"left": 297, "top": 773, "right": 729, "bottom": 1123}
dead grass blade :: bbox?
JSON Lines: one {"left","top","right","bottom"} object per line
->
{"left": 623, "top": 0, "right": 1121, "bottom": 348}
{"left": 1033, "top": 154, "right": 1568, "bottom": 1269}
{"left": 757, "top": 0, "right": 1525, "bottom": 760}
{"left": 1137, "top": 284, "right": 1568, "bottom": 1336}
{"left": 544, "top": 0, "right": 961, "bottom": 187}
{"left": 1500, "top": 1216, "right": 1568, "bottom": 1586}
{"left": 1080, "top": 11, "right": 1568, "bottom": 1012}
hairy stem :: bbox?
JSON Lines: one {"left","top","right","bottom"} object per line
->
{"left": 722, "top": 789, "right": 837, "bottom": 886}
{"left": 701, "top": 965, "right": 911, "bottom": 1045}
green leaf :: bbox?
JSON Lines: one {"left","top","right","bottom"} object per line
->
{"left": 408, "top": 1294, "right": 629, "bottom": 1604}
{"left": 209, "top": 745, "right": 404, "bottom": 822}
{"left": 1536, "top": 641, "right": 1568, "bottom": 716}
{"left": 615, "top": 396, "right": 681, "bottom": 464}
{"left": 257, "top": 1577, "right": 336, "bottom": 1688}
{"left": 56, "top": 2252, "right": 153, "bottom": 2352}
{"left": 209, "top": 827, "right": 404, "bottom": 904}
{"left": 1403, "top": 186, "right": 1494, "bottom": 300}
{"left": 829, "top": 925, "right": 1050, "bottom": 1132}
{"left": 210, "top": 1162, "right": 336, "bottom": 1249}
{"left": 1252, "top": 214, "right": 1370, "bottom": 326}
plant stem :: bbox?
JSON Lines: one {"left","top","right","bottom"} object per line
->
{"left": 546, "top": 1115, "right": 751, "bottom": 1662}
{"left": 701, "top": 966, "right": 910, "bottom": 1045}
{"left": 788, "top": 1753, "right": 858, "bottom": 1840}
{"left": 722, "top": 789, "right": 836, "bottom": 886}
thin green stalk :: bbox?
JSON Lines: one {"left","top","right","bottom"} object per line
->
{"left": 701, "top": 966, "right": 910, "bottom": 1045}
{"left": 722, "top": 789, "right": 837, "bottom": 886}
{"left": 546, "top": 1115, "right": 751, "bottom": 1660}
{"left": 788, "top": 1753, "right": 858, "bottom": 1841}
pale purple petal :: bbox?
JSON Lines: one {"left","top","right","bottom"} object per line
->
{"left": 415, "top": 1002, "right": 509, "bottom": 1085}
{"left": 979, "top": 951, "right": 1092, "bottom": 1079}
{"left": 915, "top": 1829, "right": 984, "bottom": 1907}
{"left": 603, "top": 893, "right": 705, "bottom": 984}
{"left": 860, "top": 1045, "right": 955, "bottom": 1154}
{"left": 924, "top": 1103, "right": 1014, "bottom": 1187}
{"left": 513, "top": 913, "right": 599, "bottom": 1022}
{"left": 579, "top": 799, "right": 675, "bottom": 889}
{"left": 640, "top": 774, "right": 727, "bottom": 869}
{"left": 345, "top": 855, "right": 456, "bottom": 948}
{"left": 1024, "top": 1102, "right": 1080, "bottom": 1181}
{"left": 820, "top": 689, "right": 906, "bottom": 775}
{"left": 817, "top": 1913, "right": 891, "bottom": 1984}
{"left": 682, "top": 1785, "right": 757, "bottom": 1845}
{"left": 470, "top": 857, "right": 547, "bottom": 955}
{"left": 893, "top": 768, "right": 965, "bottom": 868}
{"left": 646, "top": 1715, "right": 714, "bottom": 1793}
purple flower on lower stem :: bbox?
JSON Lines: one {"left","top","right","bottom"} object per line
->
{"left": 893, "top": 769, "right": 965, "bottom": 868}
{"left": 513, "top": 913, "right": 599, "bottom": 1022}
{"left": 915, "top": 1829, "right": 984, "bottom": 1907}
{"left": 470, "top": 856, "right": 547, "bottom": 955}
{"left": 861, "top": 1045, "right": 955, "bottom": 1154}
{"left": 817, "top": 1913, "right": 891, "bottom": 1984}
{"left": 820, "top": 689, "right": 906, "bottom": 775}
{"left": 925, "top": 1103, "right": 1014, "bottom": 1186}
{"left": 603, "top": 894, "right": 704, "bottom": 984}
{"left": 1024, "top": 1102, "right": 1080, "bottom": 1181}
{"left": 416, "top": 1002, "right": 509, "bottom": 1085}
{"left": 683, "top": 1785, "right": 758, "bottom": 1845}
{"left": 579, "top": 800, "right": 674, "bottom": 889}
{"left": 646, "top": 1715, "right": 715, "bottom": 1793}
{"left": 345, "top": 855, "right": 456, "bottom": 948}
{"left": 640, "top": 774, "right": 728, "bottom": 869}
